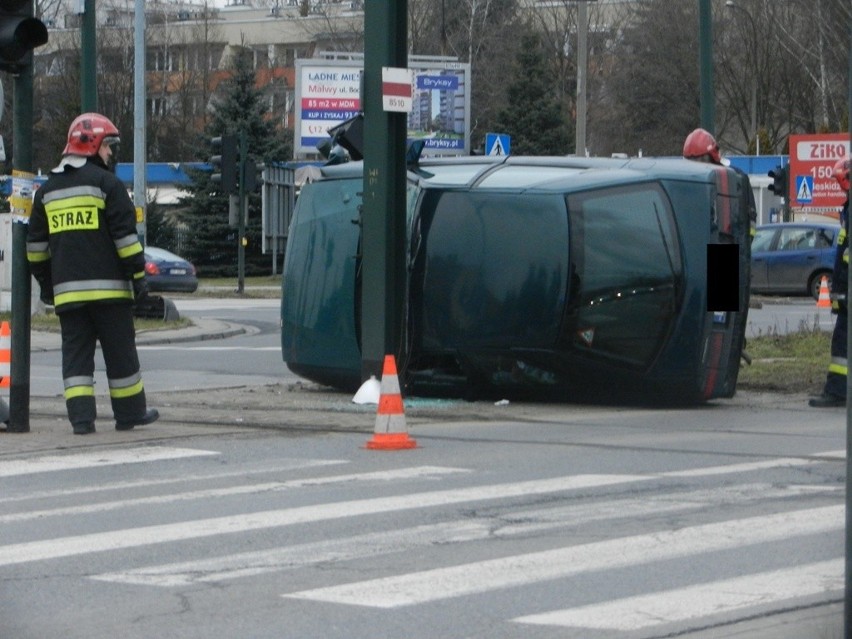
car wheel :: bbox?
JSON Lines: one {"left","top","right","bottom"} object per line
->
{"left": 810, "top": 272, "right": 832, "bottom": 300}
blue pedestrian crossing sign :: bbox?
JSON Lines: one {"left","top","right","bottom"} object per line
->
{"left": 485, "top": 133, "right": 511, "bottom": 156}
{"left": 795, "top": 175, "right": 813, "bottom": 204}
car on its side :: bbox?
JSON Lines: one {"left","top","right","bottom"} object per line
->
{"left": 750, "top": 222, "right": 838, "bottom": 299}
{"left": 281, "top": 155, "right": 753, "bottom": 405}
{"left": 144, "top": 246, "right": 198, "bottom": 293}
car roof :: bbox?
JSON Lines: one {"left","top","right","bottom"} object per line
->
{"left": 316, "top": 155, "right": 726, "bottom": 192}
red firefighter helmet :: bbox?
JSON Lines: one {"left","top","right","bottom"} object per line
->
{"left": 833, "top": 156, "right": 851, "bottom": 192}
{"left": 682, "top": 128, "right": 722, "bottom": 165}
{"left": 63, "top": 113, "right": 120, "bottom": 156}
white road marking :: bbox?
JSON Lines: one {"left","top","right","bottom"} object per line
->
{"left": 0, "top": 447, "right": 219, "bottom": 478}
{"left": 0, "top": 466, "right": 470, "bottom": 524}
{"left": 659, "top": 450, "right": 846, "bottom": 478}
{"left": 513, "top": 560, "right": 843, "bottom": 631}
{"left": 0, "top": 473, "right": 648, "bottom": 567}
{"left": 92, "top": 482, "right": 820, "bottom": 588}
{"left": 93, "top": 520, "right": 494, "bottom": 587}
{"left": 282, "top": 505, "right": 842, "bottom": 608}
{"left": 0, "top": 459, "right": 348, "bottom": 504}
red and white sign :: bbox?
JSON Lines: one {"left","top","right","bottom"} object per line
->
{"left": 381, "top": 67, "right": 413, "bottom": 113}
{"left": 789, "top": 132, "right": 850, "bottom": 214}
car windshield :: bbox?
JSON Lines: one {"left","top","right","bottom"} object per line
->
{"left": 146, "top": 247, "right": 183, "bottom": 261}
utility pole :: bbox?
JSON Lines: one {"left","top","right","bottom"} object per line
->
{"left": 575, "top": 0, "right": 589, "bottom": 156}
{"left": 698, "top": 0, "right": 714, "bottom": 133}
{"left": 133, "top": 0, "right": 147, "bottom": 244}
{"left": 0, "top": 0, "right": 47, "bottom": 432}
{"left": 81, "top": 0, "right": 96, "bottom": 110}
{"left": 360, "top": 0, "right": 408, "bottom": 380}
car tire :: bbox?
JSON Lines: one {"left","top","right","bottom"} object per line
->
{"left": 810, "top": 271, "right": 832, "bottom": 300}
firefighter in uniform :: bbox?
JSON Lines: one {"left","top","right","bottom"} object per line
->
{"left": 27, "top": 113, "right": 159, "bottom": 434}
{"left": 810, "top": 156, "right": 851, "bottom": 407}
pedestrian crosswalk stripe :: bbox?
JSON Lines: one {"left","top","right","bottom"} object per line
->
{"left": 282, "top": 505, "right": 842, "bottom": 608}
{"left": 0, "top": 446, "right": 219, "bottom": 478}
{"left": 0, "top": 458, "right": 347, "bottom": 504}
{"left": 0, "top": 473, "right": 649, "bottom": 567}
{"left": 658, "top": 450, "right": 845, "bottom": 478}
{"left": 513, "top": 559, "right": 843, "bottom": 630}
{"left": 91, "top": 482, "right": 822, "bottom": 588}
{"left": 93, "top": 520, "right": 496, "bottom": 587}
{"left": 0, "top": 466, "right": 470, "bottom": 524}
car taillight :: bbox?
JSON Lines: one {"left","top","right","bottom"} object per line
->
{"left": 145, "top": 262, "right": 160, "bottom": 276}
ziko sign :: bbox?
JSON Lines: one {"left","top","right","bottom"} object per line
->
{"left": 295, "top": 56, "right": 471, "bottom": 158}
{"left": 788, "top": 133, "right": 850, "bottom": 216}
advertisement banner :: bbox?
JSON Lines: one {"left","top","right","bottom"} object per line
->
{"left": 295, "top": 57, "right": 470, "bottom": 158}
{"left": 788, "top": 133, "right": 850, "bottom": 216}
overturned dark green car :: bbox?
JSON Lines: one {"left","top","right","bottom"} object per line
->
{"left": 281, "top": 155, "right": 751, "bottom": 404}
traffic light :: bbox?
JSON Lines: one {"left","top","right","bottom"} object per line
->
{"left": 0, "top": 0, "right": 47, "bottom": 73}
{"left": 242, "top": 157, "right": 264, "bottom": 193}
{"left": 210, "top": 134, "right": 237, "bottom": 195}
{"left": 768, "top": 165, "right": 788, "bottom": 197}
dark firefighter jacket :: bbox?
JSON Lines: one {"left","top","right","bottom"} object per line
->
{"left": 26, "top": 157, "right": 145, "bottom": 312}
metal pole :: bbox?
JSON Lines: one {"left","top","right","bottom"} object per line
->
{"left": 361, "top": 0, "right": 407, "bottom": 380}
{"left": 8, "top": 66, "right": 35, "bottom": 432}
{"left": 237, "top": 131, "right": 246, "bottom": 294}
{"left": 575, "top": 1, "right": 588, "bottom": 156}
{"left": 81, "top": 0, "right": 96, "bottom": 111}
{"left": 133, "top": 0, "right": 147, "bottom": 244}
{"left": 698, "top": 0, "right": 714, "bottom": 133}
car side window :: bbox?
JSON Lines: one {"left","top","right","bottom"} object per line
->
{"left": 751, "top": 229, "right": 775, "bottom": 252}
{"left": 752, "top": 229, "right": 775, "bottom": 252}
{"left": 816, "top": 229, "right": 835, "bottom": 248}
{"left": 778, "top": 228, "right": 814, "bottom": 251}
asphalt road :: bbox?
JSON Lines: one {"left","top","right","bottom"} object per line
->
{"left": 0, "top": 390, "right": 844, "bottom": 639}
{"left": 2, "top": 295, "right": 844, "bottom": 639}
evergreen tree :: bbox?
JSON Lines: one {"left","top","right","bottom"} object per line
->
{"left": 178, "top": 48, "right": 292, "bottom": 278}
{"left": 492, "top": 31, "right": 571, "bottom": 156}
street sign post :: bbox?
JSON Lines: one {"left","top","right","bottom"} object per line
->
{"left": 381, "top": 66, "right": 413, "bottom": 113}
{"left": 485, "top": 132, "right": 510, "bottom": 156}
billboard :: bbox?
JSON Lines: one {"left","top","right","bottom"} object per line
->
{"left": 788, "top": 132, "right": 850, "bottom": 217}
{"left": 295, "top": 57, "right": 471, "bottom": 158}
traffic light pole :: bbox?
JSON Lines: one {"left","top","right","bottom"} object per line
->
{"left": 237, "top": 131, "right": 247, "bottom": 294}
{"left": 360, "top": 0, "right": 408, "bottom": 381}
{"left": 8, "top": 66, "right": 34, "bottom": 432}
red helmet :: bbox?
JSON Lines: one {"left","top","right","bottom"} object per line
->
{"left": 833, "top": 156, "right": 851, "bottom": 192}
{"left": 63, "top": 113, "right": 120, "bottom": 156}
{"left": 683, "top": 128, "right": 721, "bottom": 164}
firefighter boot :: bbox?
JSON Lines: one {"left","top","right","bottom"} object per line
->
{"left": 73, "top": 422, "right": 96, "bottom": 435}
{"left": 116, "top": 408, "right": 160, "bottom": 431}
{"left": 808, "top": 393, "right": 846, "bottom": 408}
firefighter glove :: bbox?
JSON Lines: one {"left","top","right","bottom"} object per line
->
{"left": 39, "top": 284, "right": 54, "bottom": 306}
{"left": 133, "top": 278, "right": 149, "bottom": 304}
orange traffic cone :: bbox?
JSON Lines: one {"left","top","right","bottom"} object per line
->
{"left": 0, "top": 321, "right": 10, "bottom": 388}
{"left": 817, "top": 275, "right": 831, "bottom": 309}
{"left": 366, "top": 354, "right": 417, "bottom": 450}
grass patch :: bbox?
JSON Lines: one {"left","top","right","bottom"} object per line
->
{"left": 181, "top": 275, "right": 281, "bottom": 299}
{"left": 0, "top": 312, "right": 192, "bottom": 334}
{"left": 738, "top": 322, "right": 830, "bottom": 394}
{"left": 199, "top": 275, "right": 281, "bottom": 288}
